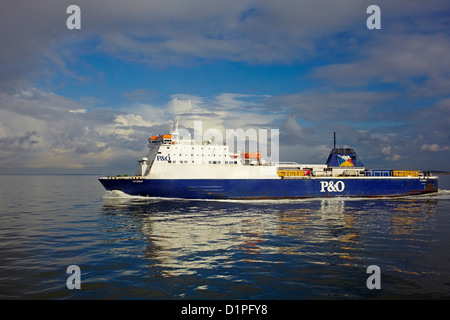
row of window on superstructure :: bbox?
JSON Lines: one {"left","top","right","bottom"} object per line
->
{"left": 167, "top": 160, "right": 238, "bottom": 164}
{"left": 171, "top": 145, "right": 226, "bottom": 158}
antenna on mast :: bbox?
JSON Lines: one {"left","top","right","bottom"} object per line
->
{"left": 333, "top": 132, "right": 336, "bottom": 150}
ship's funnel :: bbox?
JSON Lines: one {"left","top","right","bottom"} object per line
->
{"left": 326, "top": 148, "right": 364, "bottom": 167}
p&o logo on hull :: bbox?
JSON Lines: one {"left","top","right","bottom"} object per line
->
{"left": 320, "top": 181, "right": 345, "bottom": 193}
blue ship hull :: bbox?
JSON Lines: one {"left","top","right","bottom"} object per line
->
{"left": 98, "top": 177, "right": 438, "bottom": 199}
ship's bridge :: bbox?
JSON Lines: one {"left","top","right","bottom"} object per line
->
{"left": 148, "top": 134, "right": 173, "bottom": 146}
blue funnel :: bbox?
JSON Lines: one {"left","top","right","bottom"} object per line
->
{"left": 326, "top": 148, "right": 364, "bottom": 167}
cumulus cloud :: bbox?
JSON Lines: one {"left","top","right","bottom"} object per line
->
{"left": 266, "top": 90, "right": 399, "bottom": 123}
{"left": 385, "top": 154, "right": 401, "bottom": 162}
{"left": 312, "top": 33, "right": 450, "bottom": 97}
{"left": 0, "top": 84, "right": 448, "bottom": 171}
{"left": 1, "top": 0, "right": 449, "bottom": 172}
{"left": 0, "top": 87, "right": 153, "bottom": 170}
{"left": 4, "top": 0, "right": 445, "bottom": 81}
{"left": 421, "top": 144, "right": 450, "bottom": 152}
{"left": 69, "top": 109, "right": 87, "bottom": 113}
{"left": 0, "top": 87, "right": 281, "bottom": 170}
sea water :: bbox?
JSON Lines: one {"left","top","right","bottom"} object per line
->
{"left": 0, "top": 174, "right": 449, "bottom": 300}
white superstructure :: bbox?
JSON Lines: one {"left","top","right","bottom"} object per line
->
{"left": 136, "top": 121, "right": 279, "bottom": 180}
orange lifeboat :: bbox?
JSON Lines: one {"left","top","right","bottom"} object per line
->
{"left": 148, "top": 134, "right": 173, "bottom": 141}
{"left": 241, "top": 152, "right": 261, "bottom": 160}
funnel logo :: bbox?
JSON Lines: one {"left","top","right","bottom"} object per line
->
{"left": 337, "top": 155, "right": 354, "bottom": 167}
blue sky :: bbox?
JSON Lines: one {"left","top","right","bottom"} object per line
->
{"left": 1, "top": 0, "right": 449, "bottom": 173}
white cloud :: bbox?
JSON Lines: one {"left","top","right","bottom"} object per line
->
{"left": 284, "top": 116, "right": 304, "bottom": 139}
{"left": 2, "top": 0, "right": 450, "bottom": 83}
{"left": 0, "top": 88, "right": 150, "bottom": 169}
{"left": 69, "top": 109, "right": 87, "bottom": 113}
{"left": 130, "top": 93, "right": 281, "bottom": 133}
{"left": 168, "top": 97, "right": 196, "bottom": 115}
{"left": 311, "top": 33, "right": 450, "bottom": 97}
{"left": 267, "top": 90, "right": 397, "bottom": 123}
{"left": 385, "top": 154, "right": 401, "bottom": 162}
{"left": 381, "top": 145, "right": 392, "bottom": 155}
{"left": 421, "top": 144, "right": 450, "bottom": 152}
{"left": 0, "top": 88, "right": 281, "bottom": 170}
{"left": 114, "top": 114, "right": 153, "bottom": 127}
{"left": 1, "top": 85, "right": 449, "bottom": 171}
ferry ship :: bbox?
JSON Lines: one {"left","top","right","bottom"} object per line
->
{"left": 99, "top": 121, "right": 438, "bottom": 199}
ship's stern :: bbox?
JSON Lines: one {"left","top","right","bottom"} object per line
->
{"left": 425, "top": 177, "right": 438, "bottom": 193}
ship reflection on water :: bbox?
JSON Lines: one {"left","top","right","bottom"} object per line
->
{"left": 100, "top": 194, "right": 441, "bottom": 283}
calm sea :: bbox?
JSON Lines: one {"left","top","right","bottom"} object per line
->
{"left": 0, "top": 174, "right": 449, "bottom": 301}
